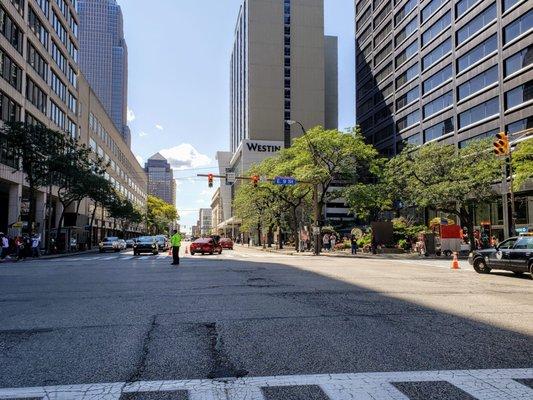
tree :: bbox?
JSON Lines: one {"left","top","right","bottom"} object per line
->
{"left": 512, "top": 137, "right": 533, "bottom": 191}
{"left": 387, "top": 139, "right": 502, "bottom": 250}
{"left": 107, "top": 194, "right": 143, "bottom": 235}
{"left": 1, "top": 122, "right": 66, "bottom": 234}
{"left": 146, "top": 195, "right": 178, "bottom": 234}
{"left": 282, "top": 126, "right": 381, "bottom": 251}
{"left": 84, "top": 174, "right": 115, "bottom": 248}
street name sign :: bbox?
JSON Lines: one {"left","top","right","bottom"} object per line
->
{"left": 226, "top": 172, "right": 236, "bottom": 184}
{"left": 274, "top": 176, "right": 297, "bottom": 185}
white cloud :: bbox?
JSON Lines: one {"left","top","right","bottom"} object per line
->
{"left": 127, "top": 108, "right": 136, "bottom": 123}
{"left": 160, "top": 143, "right": 211, "bottom": 170}
{"left": 139, "top": 131, "right": 148, "bottom": 137}
{"left": 135, "top": 155, "right": 144, "bottom": 165}
{"left": 155, "top": 124, "right": 164, "bottom": 131}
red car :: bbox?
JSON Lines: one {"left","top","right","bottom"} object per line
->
{"left": 190, "top": 238, "right": 222, "bottom": 255}
{"left": 219, "top": 238, "right": 234, "bottom": 250}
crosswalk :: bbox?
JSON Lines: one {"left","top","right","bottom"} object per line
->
{"left": 35, "top": 254, "right": 171, "bottom": 263}
{"left": 0, "top": 368, "right": 531, "bottom": 399}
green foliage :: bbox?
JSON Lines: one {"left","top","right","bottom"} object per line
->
{"left": 397, "top": 239, "right": 410, "bottom": 251}
{"left": 512, "top": 138, "right": 533, "bottom": 191}
{"left": 357, "top": 232, "right": 372, "bottom": 248}
{"left": 146, "top": 195, "right": 178, "bottom": 234}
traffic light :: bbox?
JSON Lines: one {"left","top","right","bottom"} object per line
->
{"left": 252, "top": 175, "right": 259, "bottom": 188}
{"left": 493, "top": 132, "right": 509, "bottom": 156}
{"left": 208, "top": 174, "right": 214, "bottom": 188}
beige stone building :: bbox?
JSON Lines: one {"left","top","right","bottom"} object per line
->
{"left": 0, "top": 0, "right": 146, "bottom": 248}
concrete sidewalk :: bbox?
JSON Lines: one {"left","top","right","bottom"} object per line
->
{"left": 237, "top": 244, "right": 468, "bottom": 260}
{"left": 0, "top": 248, "right": 101, "bottom": 263}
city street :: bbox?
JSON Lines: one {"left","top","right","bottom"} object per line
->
{"left": 0, "top": 245, "right": 531, "bottom": 399}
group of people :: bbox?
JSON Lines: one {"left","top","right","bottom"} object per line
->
{"left": 322, "top": 233, "right": 360, "bottom": 255}
{"left": 0, "top": 233, "right": 41, "bottom": 261}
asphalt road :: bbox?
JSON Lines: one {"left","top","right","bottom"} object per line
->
{"left": 0, "top": 244, "right": 531, "bottom": 399}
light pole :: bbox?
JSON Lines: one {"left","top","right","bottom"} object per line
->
{"left": 286, "top": 120, "right": 321, "bottom": 255}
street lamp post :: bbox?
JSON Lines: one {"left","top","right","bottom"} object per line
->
{"left": 286, "top": 120, "right": 321, "bottom": 255}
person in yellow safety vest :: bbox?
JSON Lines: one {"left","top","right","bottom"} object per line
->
{"left": 170, "top": 230, "right": 182, "bottom": 265}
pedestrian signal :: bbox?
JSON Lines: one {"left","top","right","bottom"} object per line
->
{"left": 208, "top": 174, "right": 214, "bottom": 188}
{"left": 493, "top": 132, "right": 509, "bottom": 156}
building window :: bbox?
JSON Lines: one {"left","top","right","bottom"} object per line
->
{"left": 397, "top": 109, "right": 420, "bottom": 131}
{"left": 68, "top": 39, "right": 78, "bottom": 63}
{"left": 28, "top": 7, "right": 49, "bottom": 50}
{"left": 422, "top": 38, "right": 451, "bottom": 71}
{"left": 27, "top": 41, "right": 48, "bottom": 82}
{"left": 396, "top": 86, "right": 419, "bottom": 110}
{"left": 457, "top": 3, "right": 496, "bottom": 45}
{"left": 458, "top": 66, "right": 498, "bottom": 101}
{"left": 50, "top": 101, "right": 66, "bottom": 129}
{"left": 406, "top": 132, "right": 422, "bottom": 146}
{"left": 421, "top": 0, "right": 445, "bottom": 23}
{"left": 374, "top": 124, "right": 394, "bottom": 143}
{"left": 357, "top": 43, "right": 373, "bottom": 66}
{"left": 67, "top": 91, "right": 77, "bottom": 113}
{"left": 67, "top": 118, "right": 77, "bottom": 139}
{"left": 422, "top": 11, "right": 450, "bottom": 47}
{"left": 25, "top": 112, "right": 44, "bottom": 127}
{"left": 395, "top": 40, "right": 418, "bottom": 67}
{"left": 0, "top": 47, "right": 22, "bottom": 91}
{"left": 376, "top": 62, "right": 393, "bottom": 84}
{"left": 457, "top": 34, "right": 497, "bottom": 73}
{"left": 423, "top": 91, "right": 453, "bottom": 118}
{"left": 504, "top": 80, "right": 533, "bottom": 110}
{"left": 359, "top": 24, "right": 372, "bottom": 44}
{"left": 395, "top": 0, "right": 417, "bottom": 26}
{"left": 504, "top": 45, "right": 533, "bottom": 77}
{"left": 504, "top": 10, "right": 533, "bottom": 45}
{"left": 0, "top": 6, "right": 24, "bottom": 53}
{"left": 357, "top": 6, "right": 372, "bottom": 30}
{"left": 424, "top": 117, "right": 454, "bottom": 142}
{"left": 458, "top": 97, "right": 499, "bottom": 128}
{"left": 423, "top": 64, "right": 452, "bottom": 94}
{"left": 503, "top": 0, "right": 521, "bottom": 12}
{"left": 51, "top": 41, "right": 67, "bottom": 74}
{"left": 374, "top": 21, "right": 392, "bottom": 46}
{"left": 50, "top": 71, "right": 67, "bottom": 102}
{"left": 35, "top": 0, "right": 49, "bottom": 18}
{"left": 55, "top": 0, "right": 67, "bottom": 16}
{"left": 374, "top": 2, "right": 392, "bottom": 27}
{"left": 395, "top": 17, "right": 418, "bottom": 46}
{"left": 455, "top": 0, "right": 479, "bottom": 18}
{"left": 10, "top": 0, "right": 24, "bottom": 15}
{"left": 0, "top": 90, "right": 21, "bottom": 122}
{"left": 374, "top": 41, "right": 392, "bottom": 66}
{"left": 68, "top": 65, "right": 77, "bottom": 87}
{"left": 506, "top": 117, "right": 533, "bottom": 134}
{"left": 51, "top": 11, "right": 67, "bottom": 45}
{"left": 69, "top": 12, "right": 78, "bottom": 38}
{"left": 396, "top": 63, "right": 419, "bottom": 88}
{"left": 459, "top": 128, "right": 499, "bottom": 148}
{"left": 374, "top": 106, "right": 392, "bottom": 125}
{"left": 26, "top": 78, "right": 47, "bottom": 114}
{"left": 359, "top": 97, "right": 374, "bottom": 115}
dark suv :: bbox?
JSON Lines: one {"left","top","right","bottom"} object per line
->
{"left": 469, "top": 235, "right": 533, "bottom": 277}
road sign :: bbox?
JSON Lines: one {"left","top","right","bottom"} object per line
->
{"left": 226, "top": 172, "right": 236, "bottom": 184}
{"left": 274, "top": 176, "right": 297, "bottom": 186}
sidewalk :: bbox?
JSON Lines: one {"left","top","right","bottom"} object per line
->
{"left": 237, "top": 244, "right": 468, "bottom": 260}
{"left": 0, "top": 248, "right": 101, "bottom": 263}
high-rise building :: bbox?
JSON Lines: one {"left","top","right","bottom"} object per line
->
{"left": 145, "top": 153, "right": 176, "bottom": 206}
{"left": 229, "top": 0, "right": 337, "bottom": 152}
{"left": 199, "top": 208, "right": 212, "bottom": 236}
{"left": 355, "top": 0, "right": 532, "bottom": 156}
{"left": 78, "top": 0, "right": 130, "bottom": 145}
{"left": 0, "top": 0, "right": 147, "bottom": 243}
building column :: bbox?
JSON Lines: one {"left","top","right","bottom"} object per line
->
{"left": 35, "top": 191, "right": 46, "bottom": 238}
{"left": 8, "top": 183, "right": 22, "bottom": 228}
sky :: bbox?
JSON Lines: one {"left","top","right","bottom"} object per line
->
{"left": 119, "top": 0, "right": 355, "bottom": 232}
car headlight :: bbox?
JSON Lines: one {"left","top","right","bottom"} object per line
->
{"left": 99, "top": 242, "right": 103, "bottom": 247}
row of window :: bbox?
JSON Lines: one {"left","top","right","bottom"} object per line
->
{"left": 0, "top": 6, "right": 24, "bottom": 53}
{"left": 0, "top": 46, "right": 23, "bottom": 91}
{"left": 0, "top": 89, "right": 21, "bottom": 122}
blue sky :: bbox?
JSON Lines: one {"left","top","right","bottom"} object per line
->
{"left": 119, "top": 0, "right": 355, "bottom": 231}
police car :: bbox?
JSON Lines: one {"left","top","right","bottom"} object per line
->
{"left": 468, "top": 233, "right": 533, "bottom": 278}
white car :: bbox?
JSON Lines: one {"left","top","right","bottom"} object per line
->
{"left": 99, "top": 237, "right": 126, "bottom": 253}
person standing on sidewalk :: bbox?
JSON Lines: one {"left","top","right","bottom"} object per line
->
{"left": 170, "top": 230, "right": 182, "bottom": 265}
{"left": 1, "top": 233, "right": 10, "bottom": 260}
{"left": 350, "top": 234, "right": 358, "bottom": 255}
{"left": 32, "top": 234, "right": 41, "bottom": 258}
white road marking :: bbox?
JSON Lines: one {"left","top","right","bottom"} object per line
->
{"left": 0, "top": 368, "right": 531, "bottom": 399}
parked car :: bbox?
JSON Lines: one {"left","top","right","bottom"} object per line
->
{"left": 125, "top": 239, "right": 135, "bottom": 248}
{"left": 220, "top": 237, "right": 234, "bottom": 250}
{"left": 155, "top": 235, "right": 170, "bottom": 251}
{"left": 469, "top": 235, "right": 533, "bottom": 277}
{"left": 133, "top": 236, "right": 159, "bottom": 256}
{"left": 190, "top": 237, "right": 222, "bottom": 255}
{"left": 99, "top": 237, "right": 125, "bottom": 253}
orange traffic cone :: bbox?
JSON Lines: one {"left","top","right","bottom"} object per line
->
{"left": 185, "top": 246, "right": 189, "bottom": 255}
{"left": 451, "top": 252, "right": 460, "bottom": 270}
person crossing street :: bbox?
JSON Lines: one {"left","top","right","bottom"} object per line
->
{"left": 170, "top": 230, "right": 182, "bottom": 265}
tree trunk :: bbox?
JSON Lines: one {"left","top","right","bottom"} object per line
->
{"left": 88, "top": 202, "right": 98, "bottom": 250}
{"left": 460, "top": 206, "right": 476, "bottom": 252}
{"left": 256, "top": 222, "right": 261, "bottom": 247}
{"left": 291, "top": 206, "right": 299, "bottom": 251}
{"left": 267, "top": 225, "right": 273, "bottom": 248}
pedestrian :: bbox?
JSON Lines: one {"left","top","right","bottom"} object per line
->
{"left": 32, "top": 234, "right": 41, "bottom": 258}
{"left": 330, "top": 234, "right": 336, "bottom": 251}
{"left": 350, "top": 234, "right": 358, "bottom": 255}
{"left": 322, "top": 233, "right": 330, "bottom": 251}
{"left": 15, "top": 236, "right": 24, "bottom": 261}
{"left": 23, "top": 235, "right": 32, "bottom": 259}
{"left": 1, "top": 233, "right": 10, "bottom": 260}
{"left": 170, "top": 229, "right": 182, "bottom": 265}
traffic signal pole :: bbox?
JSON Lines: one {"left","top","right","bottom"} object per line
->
{"left": 507, "top": 150, "right": 516, "bottom": 236}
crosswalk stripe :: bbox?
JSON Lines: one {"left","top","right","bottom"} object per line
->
{"left": 0, "top": 368, "right": 531, "bottom": 400}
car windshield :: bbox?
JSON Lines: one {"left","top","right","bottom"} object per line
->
{"left": 137, "top": 237, "right": 153, "bottom": 243}
{"left": 499, "top": 238, "right": 517, "bottom": 249}
{"left": 103, "top": 237, "right": 118, "bottom": 242}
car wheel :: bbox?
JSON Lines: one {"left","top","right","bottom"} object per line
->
{"left": 443, "top": 250, "right": 452, "bottom": 257}
{"left": 219, "top": 250, "right": 222, "bottom": 255}
{"left": 529, "top": 262, "right": 533, "bottom": 280}
{"left": 473, "top": 258, "right": 491, "bottom": 274}
{"left": 153, "top": 251, "right": 159, "bottom": 255}
{"left": 209, "top": 251, "right": 214, "bottom": 255}
{"left": 201, "top": 252, "right": 205, "bottom": 255}
{"left": 134, "top": 252, "right": 138, "bottom": 256}
{"left": 513, "top": 271, "right": 525, "bottom": 276}
{"left": 190, "top": 252, "right": 195, "bottom": 256}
